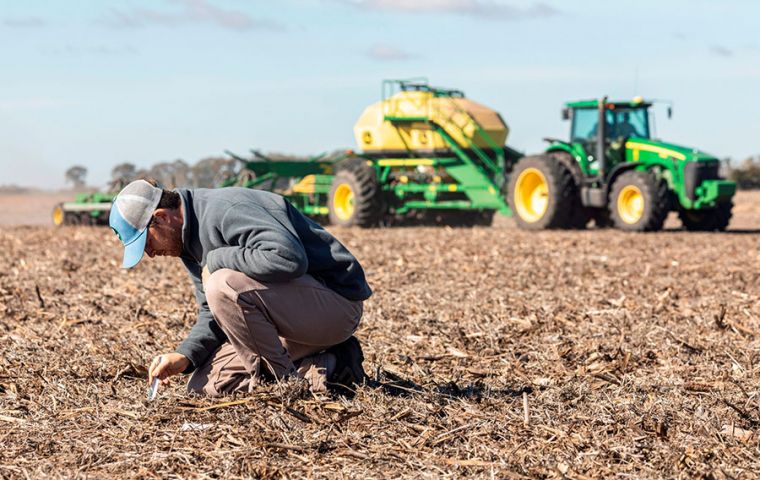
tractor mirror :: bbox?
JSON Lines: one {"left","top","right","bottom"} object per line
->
{"left": 562, "top": 108, "right": 570, "bottom": 120}
{"left": 667, "top": 106, "right": 673, "bottom": 119}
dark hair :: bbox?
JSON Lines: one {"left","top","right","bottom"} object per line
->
{"left": 144, "top": 178, "right": 181, "bottom": 210}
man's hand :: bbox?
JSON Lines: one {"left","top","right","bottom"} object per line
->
{"left": 202, "top": 265, "right": 210, "bottom": 289}
{"left": 148, "top": 352, "right": 190, "bottom": 386}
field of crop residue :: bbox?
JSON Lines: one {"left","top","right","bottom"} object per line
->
{"left": 1, "top": 192, "right": 759, "bottom": 478}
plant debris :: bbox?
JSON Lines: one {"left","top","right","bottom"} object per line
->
{"left": 0, "top": 192, "right": 759, "bottom": 477}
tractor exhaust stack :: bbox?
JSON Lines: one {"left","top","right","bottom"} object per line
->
{"left": 597, "top": 96, "right": 608, "bottom": 181}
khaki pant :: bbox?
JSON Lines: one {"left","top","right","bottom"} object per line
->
{"left": 187, "top": 269, "right": 363, "bottom": 396}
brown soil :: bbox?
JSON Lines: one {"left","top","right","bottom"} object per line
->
{"left": 0, "top": 192, "right": 758, "bottom": 478}
{"left": 0, "top": 193, "right": 75, "bottom": 227}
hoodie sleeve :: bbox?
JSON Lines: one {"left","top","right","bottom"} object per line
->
{"left": 175, "top": 259, "right": 227, "bottom": 373}
{"left": 204, "top": 202, "right": 309, "bottom": 283}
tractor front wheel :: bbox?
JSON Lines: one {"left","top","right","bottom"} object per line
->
{"left": 507, "top": 155, "right": 579, "bottom": 230}
{"left": 328, "top": 158, "right": 382, "bottom": 227}
{"left": 609, "top": 170, "right": 669, "bottom": 232}
{"left": 678, "top": 202, "right": 733, "bottom": 231}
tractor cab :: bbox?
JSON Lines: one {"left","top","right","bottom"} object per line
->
{"left": 562, "top": 98, "right": 653, "bottom": 176}
{"left": 567, "top": 99, "right": 651, "bottom": 142}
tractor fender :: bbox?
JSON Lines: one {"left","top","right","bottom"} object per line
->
{"left": 603, "top": 162, "right": 642, "bottom": 198}
{"left": 546, "top": 144, "right": 581, "bottom": 163}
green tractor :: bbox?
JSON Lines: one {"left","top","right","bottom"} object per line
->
{"left": 508, "top": 97, "right": 736, "bottom": 231}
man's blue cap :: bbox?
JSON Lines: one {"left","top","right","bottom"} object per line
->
{"left": 109, "top": 180, "right": 162, "bottom": 269}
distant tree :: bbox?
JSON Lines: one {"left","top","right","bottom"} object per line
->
{"left": 110, "top": 162, "right": 137, "bottom": 190}
{"left": 730, "top": 156, "right": 760, "bottom": 189}
{"left": 145, "top": 159, "right": 192, "bottom": 188}
{"left": 171, "top": 159, "right": 190, "bottom": 187}
{"left": 146, "top": 162, "right": 174, "bottom": 188}
{"left": 132, "top": 168, "right": 150, "bottom": 182}
{"left": 64, "top": 165, "right": 88, "bottom": 190}
{"left": 191, "top": 157, "right": 236, "bottom": 188}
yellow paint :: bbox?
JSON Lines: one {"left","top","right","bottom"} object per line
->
{"left": 291, "top": 175, "right": 317, "bottom": 194}
{"left": 52, "top": 205, "right": 64, "bottom": 226}
{"left": 514, "top": 168, "right": 549, "bottom": 223}
{"left": 617, "top": 185, "right": 644, "bottom": 224}
{"left": 353, "top": 90, "right": 509, "bottom": 152}
{"left": 332, "top": 183, "right": 355, "bottom": 221}
{"left": 633, "top": 149, "right": 640, "bottom": 162}
{"left": 318, "top": 207, "right": 329, "bottom": 215}
{"left": 432, "top": 176, "right": 442, "bottom": 183}
{"left": 627, "top": 142, "right": 686, "bottom": 161}
{"left": 377, "top": 159, "right": 435, "bottom": 167}
{"left": 447, "top": 184, "right": 458, "bottom": 192}
{"left": 399, "top": 175, "right": 409, "bottom": 183}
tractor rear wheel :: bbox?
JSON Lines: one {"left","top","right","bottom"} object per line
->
{"left": 328, "top": 158, "right": 382, "bottom": 227}
{"left": 548, "top": 151, "right": 589, "bottom": 229}
{"left": 609, "top": 170, "right": 669, "bottom": 231}
{"left": 678, "top": 202, "right": 733, "bottom": 231}
{"left": 507, "top": 154, "right": 579, "bottom": 230}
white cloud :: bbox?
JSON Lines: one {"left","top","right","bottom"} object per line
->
{"left": 367, "top": 44, "right": 415, "bottom": 61}
{"left": 710, "top": 45, "right": 733, "bottom": 58}
{"left": 336, "top": 0, "right": 559, "bottom": 20}
{"left": 103, "top": 0, "right": 284, "bottom": 31}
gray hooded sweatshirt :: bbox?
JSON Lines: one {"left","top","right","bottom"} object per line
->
{"left": 174, "top": 187, "right": 372, "bottom": 372}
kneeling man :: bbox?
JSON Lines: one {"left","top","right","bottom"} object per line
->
{"left": 109, "top": 180, "right": 371, "bottom": 396}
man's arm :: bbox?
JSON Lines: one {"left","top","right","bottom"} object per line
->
{"left": 204, "top": 203, "right": 309, "bottom": 282}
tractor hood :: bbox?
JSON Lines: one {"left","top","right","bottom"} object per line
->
{"left": 625, "top": 138, "right": 718, "bottom": 163}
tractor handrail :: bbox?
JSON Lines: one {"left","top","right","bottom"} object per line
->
{"left": 434, "top": 97, "right": 504, "bottom": 181}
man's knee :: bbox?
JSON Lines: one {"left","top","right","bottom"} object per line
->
{"left": 205, "top": 268, "right": 269, "bottom": 326}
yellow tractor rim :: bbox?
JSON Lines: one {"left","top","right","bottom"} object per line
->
{"left": 52, "top": 206, "right": 64, "bottom": 226}
{"left": 617, "top": 185, "right": 645, "bottom": 224}
{"left": 514, "top": 168, "right": 549, "bottom": 222}
{"left": 333, "top": 183, "right": 355, "bottom": 221}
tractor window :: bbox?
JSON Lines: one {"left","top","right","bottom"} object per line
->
{"left": 570, "top": 108, "right": 599, "bottom": 142}
{"left": 610, "top": 108, "right": 649, "bottom": 139}
{"left": 571, "top": 107, "right": 650, "bottom": 142}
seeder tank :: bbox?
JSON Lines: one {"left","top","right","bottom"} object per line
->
{"left": 354, "top": 87, "right": 509, "bottom": 154}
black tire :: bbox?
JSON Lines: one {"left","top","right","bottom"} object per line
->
{"left": 548, "top": 151, "right": 590, "bottom": 229}
{"left": 589, "top": 209, "right": 614, "bottom": 229}
{"left": 64, "top": 212, "right": 81, "bottom": 225}
{"left": 609, "top": 170, "right": 669, "bottom": 232}
{"left": 507, "top": 154, "right": 579, "bottom": 230}
{"left": 328, "top": 157, "right": 382, "bottom": 227}
{"left": 678, "top": 202, "right": 733, "bottom": 231}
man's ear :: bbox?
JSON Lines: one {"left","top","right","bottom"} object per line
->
{"left": 153, "top": 208, "right": 169, "bottom": 223}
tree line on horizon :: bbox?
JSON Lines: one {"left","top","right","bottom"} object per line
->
{"left": 64, "top": 156, "right": 241, "bottom": 191}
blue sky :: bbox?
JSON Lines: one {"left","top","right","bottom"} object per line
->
{"left": 1, "top": 0, "right": 758, "bottom": 188}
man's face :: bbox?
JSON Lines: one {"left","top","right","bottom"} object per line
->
{"left": 144, "top": 209, "right": 183, "bottom": 258}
